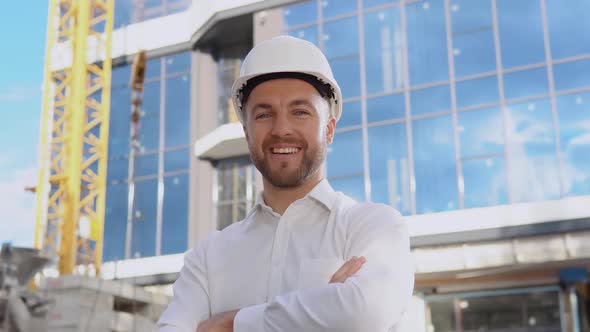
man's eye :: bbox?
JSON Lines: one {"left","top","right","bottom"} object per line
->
{"left": 255, "top": 113, "right": 271, "bottom": 119}
{"left": 294, "top": 110, "right": 310, "bottom": 116}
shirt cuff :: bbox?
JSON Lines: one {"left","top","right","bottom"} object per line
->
{"left": 233, "top": 303, "right": 268, "bottom": 332}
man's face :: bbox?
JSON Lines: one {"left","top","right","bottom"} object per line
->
{"left": 243, "top": 78, "right": 335, "bottom": 189}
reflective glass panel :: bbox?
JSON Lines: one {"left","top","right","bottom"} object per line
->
{"left": 462, "top": 157, "right": 508, "bottom": 208}
{"left": 283, "top": 0, "right": 318, "bottom": 28}
{"left": 328, "top": 129, "right": 364, "bottom": 177}
{"left": 364, "top": 0, "right": 398, "bottom": 9}
{"left": 497, "top": 0, "right": 545, "bottom": 68}
{"left": 107, "top": 157, "right": 129, "bottom": 183}
{"left": 330, "top": 57, "right": 361, "bottom": 99}
{"left": 322, "top": 0, "right": 357, "bottom": 18}
{"left": 323, "top": 17, "right": 359, "bottom": 59}
{"left": 503, "top": 67, "right": 549, "bottom": 100}
{"left": 456, "top": 76, "right": 499, "bottom": 109}
{"left": 546, "top": 0, "right": 590, "bottom": 59}
{"left": 367, "top": 93, "right": 405, "bottom": 123}
{"left": 368, "top": 123, "right": 411, "bottom": 214}
{"left": 458, "top": 107, "right": 504, "bottom": 158}
{"left": 364, "top": 7, "right": 405, "bottom": 94}
{"left": 413, "top": 115, "right": 458, "bottom": 213}
{"left": 131, "top": 178, "right": 158, "bottom": 258}
{"left": 411, "top": 85, "right": 451, "bottom": 116}
{"left": 287, "top": 25, "right": 319, "bottom": 46}
{"left": 406, "top": 0, "right": 449, "bottom": 85}
{"left": 162, "top": 173, "right": 188, "bottom": 255}
{"left": 338, "top": 101, "right": 362, "bottom": 128}
{"left": 165, "top": 74, "right": 190, "bottom": 147}
{"left": 134, "top": 153, "right": 158, "bottom": 178}
{"left": 103, "top": 183, "right": 128, "bottom": 261}
{"left": 556, "top": 91, "right": 590, "bottom": 196}
{"left": 553, "top": 59, "right": 590, "bottom": 92}
{"left": 451, "top": 0, "right": 496, "bottom": 77}
{"left": 506, "top": 99, "right": 560, "bottom": 202}
{"left": 164, "top": 148, "right": 189, "bottom": 173}
{"left": 330, "top": 175, "right": 366, "bottom": 202}
{"left": 165, "top": 52, "right": 190, "bottom": 74}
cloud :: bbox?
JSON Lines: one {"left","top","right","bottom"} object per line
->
{"left": 0, "top": 165, "right": 37, "bottom": 247}
{"left": 0, "top": 84, "right": 41, "bottom": 102}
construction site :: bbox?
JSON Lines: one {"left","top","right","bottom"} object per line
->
{"left": 2, "top": 0, "right": 590, "bottom": 331}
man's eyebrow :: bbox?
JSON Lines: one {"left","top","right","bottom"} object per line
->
{"left": 251, "top": 103, "right": 273, "bottom": 111}
{"left": 288, "top": 99, "right": 315, "bottom": 108}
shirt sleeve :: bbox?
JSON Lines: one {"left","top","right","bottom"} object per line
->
{"left": 156, "top": 235, "right": 213, "bottom": 332}
{"left": 233, "top": 204, "right": 415, "bottom": 332}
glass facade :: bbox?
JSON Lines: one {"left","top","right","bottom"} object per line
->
{"left": 427, "top": 287, "right": 562, "bottom": 332}
{"left": 282, "top": 0, "right": 590, "bottom": 215}
{"left": 215, "top": 159, "right": 256, "bottom": 230}
{"left": 104, "top": 52, "right": 191, "bottom": 261}
{"left": 114, "top": 0, "right": 191, "bottom": 29}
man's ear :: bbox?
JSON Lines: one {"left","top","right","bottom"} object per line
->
{"left": 326, "top": 115, "right": 336, "bottom": 144}
{"left": 243, "top": 125, "right": 250, "bottom": 145}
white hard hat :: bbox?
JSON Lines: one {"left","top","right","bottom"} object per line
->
{"left": 231, "top": 35, "right": 343, "bottom": 124}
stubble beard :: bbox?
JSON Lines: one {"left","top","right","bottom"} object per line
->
{"left": 250, "top": 140, "right": 326, "bottom": 189}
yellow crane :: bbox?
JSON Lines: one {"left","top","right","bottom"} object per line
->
{"left": 34, "top": 0, "right": 115, "bottom": 276}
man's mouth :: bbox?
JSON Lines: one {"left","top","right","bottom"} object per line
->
{"left": 271, "top": 147, "right": 301, "bottom": 154}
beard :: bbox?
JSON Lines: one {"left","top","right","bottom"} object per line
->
{"left": 250, "top": 136, "right": 326, "bottom": 189}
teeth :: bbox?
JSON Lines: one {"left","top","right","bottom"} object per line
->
{"left": 273, "top": 147, "right": 299, "bottom": 154}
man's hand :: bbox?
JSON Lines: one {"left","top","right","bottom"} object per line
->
{"left": 196, "top": 309, "right": 239, "bottom": 332}
{"left": 329, "top": 256, "right": 366, "bottom": 283}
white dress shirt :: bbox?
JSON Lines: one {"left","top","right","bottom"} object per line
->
{"left": 156, "top": 179, "right": 414, "bottom": 332}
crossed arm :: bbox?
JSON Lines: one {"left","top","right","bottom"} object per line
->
{"left": 196, "top": 256, "right": 367, "bottom": 332}
{"left": 157, "top": 206, "right": 414, "bottom": 332}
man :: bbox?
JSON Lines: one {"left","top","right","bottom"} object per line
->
{"left": 157, "top": 36, "right": 414, "bottom": 332}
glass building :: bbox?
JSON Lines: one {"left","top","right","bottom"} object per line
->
{"left": 99, "top": 0, "right": 590, "bottom": 330}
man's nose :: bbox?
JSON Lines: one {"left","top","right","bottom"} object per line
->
{"left": 271, "top": 113, "right": 294, "bottom": 137}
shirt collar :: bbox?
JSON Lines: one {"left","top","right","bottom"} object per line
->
{"left": 251, "top": 178, "right": 338, "bottom": 217}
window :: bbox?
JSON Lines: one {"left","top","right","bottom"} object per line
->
{"left": 165, "top": 74, "right": 190, "bottom": 148}
{"left": 556, "top": 92, "right": 590, "bottom": 196}
{"left": 368, "top": 123, "right": 411, "bottom": 214}
{"left": 364, "top": 0, "right": 398, "bottom": 9}
{"left": 553, "top": 59, "right": 590, "bottom": 92}
{"left": 546, "top": 0, "right": 590, "bottom": 59}
{"left": 451, "top": 0, "right": 496, "bottom": 78}
{"left": 456, "top": 76, "right": 499, "bottom": 109}
{"left": 331, "top": 176, "right": 366, "bottom": 202}
{"left": 109, "top": 87, "right": 131, "bottom": 158}
{"left": 138, "top": 81, "right": 161, "bottom": 152}
{"left": 283, "top": 0, "right": 318, "bottom": 28}
{"left": 463, "top": 157, "right": 508, "bottom": 208}
{"left": 216, "top": 159, "right": 256, "bottom": 230}
{"left": 339, "top": 101, "right": 362, "bottom": 128}
{"left": 503, "top": 67, "right": 549, "bottom": 100}
{"left": 324, "top": 17, "right": 360, "bottom": 99}
{"left": 322, "top": 0, "right": 357, "bottom": 19}
{"left": 496, "top": 0, "right": 545, "bottom": 69}
{"left": 458, "top": 107, "right": 504, "bottom": 158}
{"left": 107, "top": 157, "right": 128, "bottom": 183}
{"left": 165, "top": 53, "right": 190, "bottom": 75}
{"left": 411, "top": 85, "right": 451, "bottom": 116}
{"left": 413, "top": 115, "right": 458, "bottom": 213}
{"left": 406, "top": 0, "right": 449, "bottom": 85}
{"left": 131, "top": 178, "right": 158, "bottom": 258}
{"left": 103, "top": 183, "right": 128, "bottom": 261}
{"left": 367, "top": 93, "right": 405, "bottom": 123}
{"left": 162, "top": 173, "right": 189, "bottom": 255}
{"left": 164, "top": 148, "right": 189, "bottom": 173}
{"left": 364, "top": 7, "right": 405, "bottom": 94}
{"left": 133, "top": 153, "right": 158, "bottom": 178}
{"left": 506, "top": 99, "right": 560, "bottom": 202}
{"left": 288, "top": 25, "right": 319, "bottom": 47}
{"left": 328, "top": 129, "right": 364, "bottom": 177}
{"left": 330, "top": 57, "right": 361, "bottom": 99}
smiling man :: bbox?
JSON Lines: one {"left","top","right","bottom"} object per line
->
{"left": 156, "top": 36, "right": 414, "bottom": 332}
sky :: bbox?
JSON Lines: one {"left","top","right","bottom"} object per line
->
{"left": 0, "top": 2, "right": 47, "bottom": 247}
